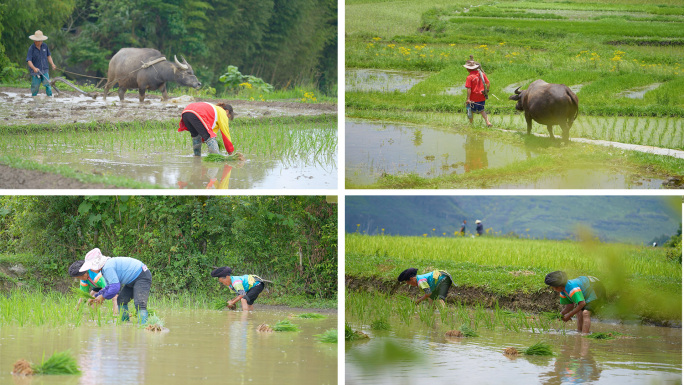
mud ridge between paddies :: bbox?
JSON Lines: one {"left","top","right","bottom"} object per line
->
{"left": 0, "top": 87, "right": 336, "bottom": 126}
{"left": 345, "top": 275, "right": 680, "bottom": 328}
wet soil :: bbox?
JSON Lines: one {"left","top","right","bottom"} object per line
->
{"left": 345, "top": 275, "right": 559, "bottom": 314}
{"left": 0, "top": 164, "right": 122, "bottom": 189}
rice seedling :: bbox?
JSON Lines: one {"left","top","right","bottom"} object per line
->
{"left": 272, "top": 320, "right": 300, "bottom": 332}
{"left": 458, "top": 324, "right": 479, "bottom": 337}
{"left": 345, "top": 323, "right": 370, "bottom": 341}
{"left": 586, "top": 332, "right": 624, "bottom": 340}
{"left": 143, "top": 315, "right": 165, "bottom": 332}
{"left": 13, "top": 350, "right": 81, "bottom": 376}
{"left": 523, "top": 341, "right": 554, "bottom": 356}
{"left": 295, "top": 312, "right": 327, "bottom": 319}
{"left": 203, "top": 153, "right": 246, "bottom": 162}
{"left": 213, "top": 298, "right": 228, "bottom": 310}
{"left": 314, "top": 329, "right": 338, "bottom": 343}
{"left": 70, "top": 287, "right": 94, "bottom": 300}
{"left": 370, "top": 319, "right": 391, "bottom": 331}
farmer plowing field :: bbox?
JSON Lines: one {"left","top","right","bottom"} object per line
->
{"left": 178, "top": 102, "right": 235, "bottom": 156}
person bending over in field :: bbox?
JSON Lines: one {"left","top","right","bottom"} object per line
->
{"left": 68, "top": 259, "right": 118, "bottom": 315}
{"left": 178, "top": 102, "right": 235, "bottom": 156}
{"left": 545, "top": 271, "right": 605, "bottom": 334}
{"left": 80, "top": 248, "right": 152, "bottom": 324}
{"left": 397, "top": 268, "right": 456, "bottom": 308}
{"left": 211, "top": 267, "right": 266, "bottom": 311}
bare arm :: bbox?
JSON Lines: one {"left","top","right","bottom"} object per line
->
{"left": 562, "top": 301, "right": 586, "bottom": 322}
{"left": 27, "top": 60, "right": 39, "bottom": 73}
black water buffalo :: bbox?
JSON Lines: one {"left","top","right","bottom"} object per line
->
{"left": 104, "top": 48, "right": 201, "bottom": 102}
{"left": 508, "top": 80, "right": 579, "bottom": 141}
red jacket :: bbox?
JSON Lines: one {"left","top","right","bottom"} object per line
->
{"left": 178, "top": 102, "right": 234, "bottom": 154}
{"left": 465, "top": 70, "right": 489, "bottom": 102}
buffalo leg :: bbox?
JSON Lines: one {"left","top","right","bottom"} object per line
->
{"left": 138, "top": 88, "right": 146, "bottom": 102}
{"left": 546, "top": 125, "right": 555, "bottom": 140}
{"left": 160, "top": 84, "right": 168, "bottom": 101}
{"left": 561, "top": 122, "right": 570, "bottom": 142}
{"left": 118, "top": 88, "right": 126, "bottom": 102}
{"left": 525, "top": 114, "right": 533, "bottom": 135}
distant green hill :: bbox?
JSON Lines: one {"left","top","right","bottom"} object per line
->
{"left": 346, "top": 196, "right": 681, "bottom": 245}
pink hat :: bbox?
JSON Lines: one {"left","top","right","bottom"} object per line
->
{"left": 79, "top": 248, "right": 109, "bottom": 272}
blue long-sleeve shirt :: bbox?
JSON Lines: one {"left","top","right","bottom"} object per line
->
{"left": 95, "top": 257, "right": 144, "bottom": 299}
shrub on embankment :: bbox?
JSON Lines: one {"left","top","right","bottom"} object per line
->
{"left": 346, "top": 233, "right": 681, "bottom": 323}
{"left": 0, "top": 196, "right": 337, "bottom": 301}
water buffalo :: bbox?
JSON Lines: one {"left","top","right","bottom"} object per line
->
{"left": 104, "top": 48, "right": 201, "bottom": 102}
{"left": 509, "top": 80, "right": 579, "bottom": 141}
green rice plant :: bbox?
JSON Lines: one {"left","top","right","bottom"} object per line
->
{"left": 370, "top": 319, "right": 391, "bottom": 331}
{"left": 314, "top": 329, "right": 338, "bottom": 343}
{"left": 272, "top": 319, "right": 300, "bottom": 332}
{"left": 70, "top": 287, "right": 94, "bottom": 300}
{"left": 32, "top": 350, "right": 81, "bottom": 375}
{"left": 586, "top": 332, "right": 623, "bottom": 340}
{"left": 213, "top": 298, "right": 227, "bottom": 310}
{"left": 296, "top": 312, "right": 327, "bottom": 319}
{"left": 458, "top": 324, "right": 479, "bottom": 337}
{"left": 203, "top": 153, "right": 243, "bottom": 162}
{"left": 417, "top": 303, "right": 436, "bottom": 326}
{"left": 395, "top": 295, "right": 414, "bottom": 326}
{"left": 345, "top": 323, "right": 370, "bottom": 341}
{"left": 523, "top": 341, "right": 554, "bottom": 356}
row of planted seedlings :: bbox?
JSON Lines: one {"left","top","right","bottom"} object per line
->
{"left": 346, "top": 291, "right": 567, "bottom": 335}
{"left": 0, "top": 114, "right": 338, "bottom": 164}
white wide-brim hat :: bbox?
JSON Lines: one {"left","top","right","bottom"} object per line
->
{"left": 79, "top": 248, "right": 109, "bottom": 272}
{"left": 29, "top": 30, "right": 48, "bottom": 41}
{"left": 476, "top": 220, "right": 482, "bottom": 224}
{"left": 463, "top": 59, "right": 480, "bottom": 70}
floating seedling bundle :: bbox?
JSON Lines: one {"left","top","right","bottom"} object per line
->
{"left": 345, "top": 324, "right": 370, "bottom": 341}
{"left": 314, "top": 329, "right": 338, "bottom": 343}
{"left": 203, "top": 153, "right": 246, "bottom": 162}
{"left": 272, "top": 320, "right": 300, "bottom": 332}
{"left": 257, "top": 323, "right": 274, "bottom": 333}
{"left": 12, "top": 350, "right": 81, "bottom": 376}
{"left": 523, "top": 341, "right": 554, "bottom": 356}
{"left": 294, "top": 312, "right": 327, "bottom": 319}
{"left": 144, "top": 315, "right": 165, "bottom": 332}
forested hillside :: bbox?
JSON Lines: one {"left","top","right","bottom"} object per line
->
{"left": 0, "top": 0, "right": 337, "bottom": 93}
{"left": 0, "top": 196, "right": 337, "bottom": 299}
{"left": 346, "top": 196, "right": 680, "bottom": 245}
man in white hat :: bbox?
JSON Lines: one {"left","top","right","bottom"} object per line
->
{"left": 26, "top": 30, "right": 57, "bottom": 97}
{"left": 464, "top": 57, "right": 492, "bottom": 127}
{"left": 476, "top": 219, "right": 484, "bottom": 236}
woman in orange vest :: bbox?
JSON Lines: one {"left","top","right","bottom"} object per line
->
{"left": 178, "top": 102, "right": 235, "bottom": 156}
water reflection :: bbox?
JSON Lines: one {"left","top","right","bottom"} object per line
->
{"left": 541, "top": 336, "right": 601, "bottom": 385}
{"left": 464, "top": 136, "right": 488, "bottom": 172}
{"left": 345, "top": 69, "right": 429, "bottom": 93}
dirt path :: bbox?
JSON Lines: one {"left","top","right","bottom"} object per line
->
{"left": 0, "top": 87, "right": 336, "bottom": 126}
{"left": 0, "top": 87, "right": 336, "bottom": 188}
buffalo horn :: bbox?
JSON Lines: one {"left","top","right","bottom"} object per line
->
{"left": 514, "top": 86, "right": 522, "bottom": 95}
{"left": 174, "top": 55, "right": 189, "bottom": 70}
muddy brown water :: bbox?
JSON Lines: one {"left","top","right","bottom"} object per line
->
{"left": 0, "top": 308, "right": 337, "bottom": 385}
{"left": 345, "top": 120, "right": 668, "bottom": 188}
{"left": 346, "top": 317, "right": 681, "bottom": 385}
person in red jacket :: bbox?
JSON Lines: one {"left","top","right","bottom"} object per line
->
{"left": 178, "top": 102, "right": 235, "bottom": 156}
{"left": 464, "top": 59, "right": 492, "bottom": 127}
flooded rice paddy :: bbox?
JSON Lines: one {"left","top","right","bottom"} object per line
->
{"left": 346, "top": 120, "right": 669, "bottom": 188}
{"left": 345, "top": 69, "right": 429, "bottom": 93}
{"left": 0, "top": 308, "right": 337, "bottom": 385}
{"left": 0, "top": 119, "right": 337, "bottom": 189}
{"left": 346, "top": 313, "right": 681, "bottom": 385}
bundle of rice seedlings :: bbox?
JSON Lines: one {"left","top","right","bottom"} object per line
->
{"left": 14, "top": 350, "right": 81, "bottom": 375}
{"left": 295, "top": 313, "right": 327, "bottom": 319}
{"left": 586, "top": 332, "right": 624, "bottom": 340}
{"left": 314, "top": 329, "right": 338, "bottom": 343}
{"left": 445, "top": 330, "right": 463, "bottom": 337}
{"left": 70, "top": 287, "right": 94, "bottom": 300}
{"left": 213, "top": 298, "right": 228, "bottom": 310}
{"left": 458, "top": 324, "right": 479, "bottom": 337}
{"left": 523, "top": 341, "right": 554, "bottom": 356}
{"left": 144, "top": 315, "right": 165, "bottom": 332}
{"left": 370, "top": 319, "right": 391, "bottom": 331}
{"left": 257, "top": 323, "right": 273, "bottom": 333}
{"left": 203, "top": 153, "right": 245, "bottom": 162}
{"left": 503, "top": 347, "right": 520, "bottom": 357}
{"left": 272, "top": 320, "right": 300, "bottom": 332}
{"left": 345, "top": 324, "right": 369, "bottom": 341}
